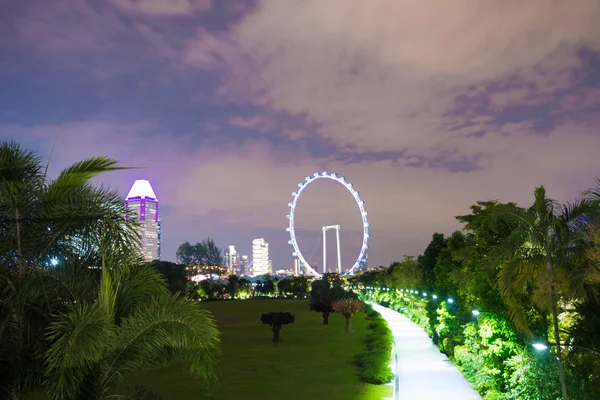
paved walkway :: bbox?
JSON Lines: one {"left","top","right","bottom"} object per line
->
{"left": 369, "top": 303, "right": 481, "bottom": 400}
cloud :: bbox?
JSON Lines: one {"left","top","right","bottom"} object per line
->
{"left": 184, "top": 0, "right": 600, "bottom": 156}
{"left": 110, "top": 0, "right": 212, "bottom": 17}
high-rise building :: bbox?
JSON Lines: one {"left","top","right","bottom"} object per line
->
{"left": 252, "top": 238, "right": 270, "bottom": 276}
{"left": 294, "top": 258, "right": 301, "bottom": 276}
{"left": 125, "top": 179, "right": 160, "bottom": 262}
{"left": 225, "top": 245, "right": 239, "bottom": 274}
{"left": 239, "top": 255, "right": 249, "bottom": 276}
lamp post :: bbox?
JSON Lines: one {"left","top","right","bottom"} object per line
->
{"left": 533, "top": 342, "right": 600, "bottom": 356}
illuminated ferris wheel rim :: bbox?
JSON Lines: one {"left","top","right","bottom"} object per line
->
{"left": 286, "top": 172, "right": 370, "bottom": 277}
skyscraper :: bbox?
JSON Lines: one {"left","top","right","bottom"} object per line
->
{"left": 225, "top": 245, "right": 239, "bottom": 274}
{"left": 125, "top": 179, "right": 161, "bottom": 262}
{"left": 252, "top": 238, "right": 270, "bottom": 276}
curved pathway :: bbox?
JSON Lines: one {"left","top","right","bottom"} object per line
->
{"left": 369, "top": 303, "right": 482, "bottom": 400}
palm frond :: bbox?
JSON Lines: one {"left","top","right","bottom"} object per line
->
{"left": 49, "top": 157, "right": 130, "bottom": 192}
{"left": 45, "top": 302, "right": 114, "bottom": 400}
{"left": 113, "top": 267, "right": 169, "bottom": 324}
{"left": 102, "top": 295, "right": 220, "bottom": 392}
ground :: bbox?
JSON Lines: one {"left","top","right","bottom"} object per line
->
{"left": 132, "top": 299, "right": 392, "bottom": 400}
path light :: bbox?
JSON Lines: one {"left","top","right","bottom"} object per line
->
{"left": 472, "top": 309, "right": 480, "bottom": 317}
{"left": 423, "top": 292, "right": 427, "bottom": 297}
{"left": 447, "top": 298, "right": 454, "bottom": 304}
{"left": 432, "top": 295, "right": 438, "bottom": 300}
{"left": 51, "top": 258, "right": 58, "bottom": 266}
{"left": 533, "top": 343, "right": 548, "bottom": 351}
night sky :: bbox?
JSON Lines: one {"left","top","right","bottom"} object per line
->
{"left": 2, "top": 0, "right": 600, "bottom": 271}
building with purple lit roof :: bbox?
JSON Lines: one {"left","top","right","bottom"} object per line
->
{"left": 125, "top": 179, "right": 161, "bottom": 262}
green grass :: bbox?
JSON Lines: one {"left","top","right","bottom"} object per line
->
{"left": 132, "top": 299, "right": 392, "bottom": 400}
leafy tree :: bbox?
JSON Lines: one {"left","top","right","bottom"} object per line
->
{"left": 384, "top": 256, "right": 423, "bottom": 289}
{"left": 332, "top": 298, "right": 364, "bottom": 332}
{"left": 309, "top": 277, "right": 353, "bottom": 324}
{"left": 417, "top": 233, "right": 447, "bottom": 288}
{"left": 497, "top": 186, "right": 597, "bottom": 400}
{"left": 149, "top": 260, "right": 187, "bottom": 294}
{"left": 226, "top": 274, "right": 241, "bottom": 299}
{"left": 256, "top": 275, "right": 276, "bottom": 296}
{"left": 260, "top": 312, "right": 295, "bottom": 342}
{"left": 278, "top": 276, "right": 309, "bottom": 298}
{"left": 176, "top": 241, "right": 196, "bottom": 266}
{"left": 176, "top": 238, "right": 224, "bottom": 275}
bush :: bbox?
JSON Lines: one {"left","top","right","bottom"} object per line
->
{"left": 355, "top": 305, "right": 395, "bottom": 384}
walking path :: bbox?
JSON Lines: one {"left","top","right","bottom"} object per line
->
{"left": 369, "top": 303, "right": 482, "bottom": 400}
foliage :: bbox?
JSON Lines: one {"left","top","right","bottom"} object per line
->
{"left": 254, "top": 275, "right": 277, "bottom": 296}
{"left": 308, "top": 276, "right": 354, "bottom": 324}
{"left": 0, "top": 141, "right": 221, "bottom": 399}
{"left": 417, "top": 232, "right": 447, "bottom": 288}
{"left": 332, "top": 298, "right": 364, "bottom": 332}
{"left": 176, "top": 239, "right": 224, "bottom": 275}
{"left": 277, "top": 276, "right": 309, "bottom": 298}
{"left": 260, "top": 311, "right": 295, "bottom": 342}
{"left": 149, "top": 260, "right": 187, "bottom": 294}
{"left": 354, "top": 305, "right": 394, "bottom": 384}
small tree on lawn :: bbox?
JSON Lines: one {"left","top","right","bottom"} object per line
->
{"left": 261, "top": 312, "right": 295, "bottom": 342}
{"left": 309, "top": 278, "right": 353, "bottom": 324}
{"left": 332, "top": 298, "right": 364, "bottom": 332}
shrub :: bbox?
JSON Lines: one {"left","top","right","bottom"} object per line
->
{"left": 355, "top": 305, "right": 394, "bottom": 384}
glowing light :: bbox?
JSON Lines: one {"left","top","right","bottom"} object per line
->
{"left": 447, "top": 298, "right": 454, "bottom": 303}
{"left": 533, "top": 343, "right": 548, "bottom": 351}
{"left": 472, "top": 310, "right": 480, "bottom": 316}
{"left": 126, "top": 179, "right": 157, "bottom": 200}
{"left": 51, "top": 258, "right": 58, "bottom": 266}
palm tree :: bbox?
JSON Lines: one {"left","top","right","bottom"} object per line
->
{"left": 45, "top": 261, "right": 220, "bottom": 399}
{"left": 0, "top": 141, "right": 220, "bottom": 399}
{"left": 497, "top": 186, "right": 597, "bottom": 400}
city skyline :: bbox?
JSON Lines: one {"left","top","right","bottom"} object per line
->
{"left": 2, "top": 1, "right": 600, "bottom": 270}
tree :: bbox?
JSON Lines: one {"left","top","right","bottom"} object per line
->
{"left": 45, "top": 264, "right": 220, "bottom": 399}
{"left": 417, "top": 233, "right": 447, "bottom": 288}
{"left": 176, "top": 241, "right": 196, "bottom": 265}
{"left": 0, "top": 142, "right": 136, "bottom": 398}
{"left": 260, "top": 312, "right": 295, "bottom": 342}
{"left": 0, "top": 141, "right": 221, "bottom": 399}
{"left": 226, "top": 274, "right": 241, "bottom": 299}
{"left": 385, "top": 256, "right": 423, "bottom": 289}
{"left": 497, "top": 186, "right": 597, "bottom": 400}
{"left": 149, "top": 260, "right": 187, "bottom": 294}
{"left": 309, "top": 277, "right": 352, "bottom": 324}
{"left": 177, "top": 238, "right": 224, "bottom": 276}
{"left": 332, "top": 298, "right": 364, "bottom": 332}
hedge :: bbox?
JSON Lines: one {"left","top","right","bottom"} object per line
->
{"left": 355, "top": 305, "right": 395, "bottom": 384}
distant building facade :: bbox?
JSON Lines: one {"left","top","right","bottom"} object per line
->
{"left": 252, "top": 238, "right": 270, "bottom": 276}
{"left": 125, "top": 179, "right": 161, "bottom": 262}
{"left": 225, "top": 245, "right": 239, "bottom": 274}
{"left": 239, "top": 255, "right": 249, "bottom": 276}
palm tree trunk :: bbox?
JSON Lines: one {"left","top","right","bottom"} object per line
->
{"left": 549, "top": 263, "right": 568, "bottom": 400}
{"left": 344, "top": 315, "right": 351, "bottom": 332}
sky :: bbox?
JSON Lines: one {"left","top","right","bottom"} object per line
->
{"left": 1, "top": 0, "right": 600, "bottom": 271}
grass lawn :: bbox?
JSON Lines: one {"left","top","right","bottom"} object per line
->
{"left": 132, "top": 299, "right": 392, "bottom": 400}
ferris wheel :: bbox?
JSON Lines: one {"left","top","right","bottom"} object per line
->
{"left": 286, "top": 172, "right": 370, "bottom": 276}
